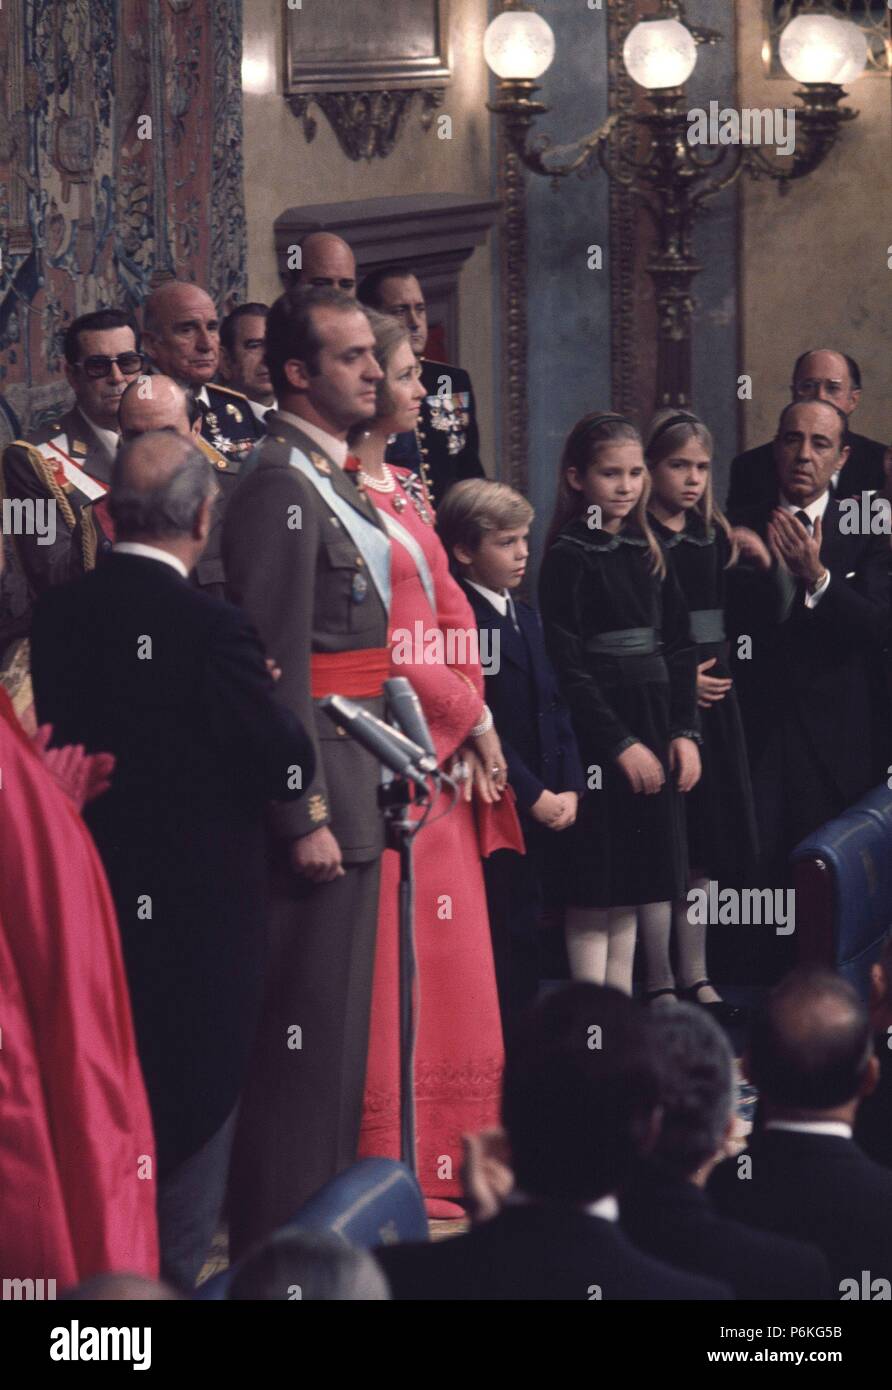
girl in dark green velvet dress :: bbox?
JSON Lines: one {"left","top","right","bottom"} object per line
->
{"left": 643, "top": 409, "right": 761, "bottom": 1023}
{"left": 538, "top": 413, "right": 701, "bottom": 994}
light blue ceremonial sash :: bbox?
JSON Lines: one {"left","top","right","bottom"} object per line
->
{"left": 379, "top": 508, "right": 436, "bottom": 616}
{"left": 288, "top": 447, "right": 392, "bottom": 615}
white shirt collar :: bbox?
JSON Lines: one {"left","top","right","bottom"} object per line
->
{"left": 506, "top": 1190, "right": 619, "bottom": 1223}
{"left": 466, "top": 578, "right": 509, "bottom": 617}
{"left": 764, "top": 1119, "right": 853, "bottom": 1140}
{"left": 113, "top": 542, "right": 189, "bottom": 580}
{"left": 778, "top": 490, "right": 831, "bottom": 525}
{"left": 249, "top": 397, "right": 276, "bottom": 424}
{"left": 584, "top": 1194, "right": 620, "bottom": 1222}
{"left": 196, "top": 385, "right": 210, "bottom": 408}
{"left": 78, "top": 408, "right": 119, "bottom": 459}
{"left": 277, "top": 410, "right": 348, "bottom": 469}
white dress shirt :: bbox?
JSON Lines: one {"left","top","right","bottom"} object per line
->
{"left": 764, "top": 1119, "right": 853, "bottom": 1140}
{"left": 113, "top": 541, "right": 189, "bottom": 580}
{"left": 466, "top": 579, "right": 520, "bottom": 630}
{"left": 80, "top": 410, "right": 120, "bottom": 461}
{"left": 466, "top": 578, "right": 508, "bottom": 617}
{"left": 276, "top": 411, "right": 348, "bottom": 469}
{"left": 249, "top": 398, "right": 276, "bottom": 426}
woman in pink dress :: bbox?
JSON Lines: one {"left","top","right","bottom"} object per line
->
{"left": 353, "top": 314, "right": 507, "bottom": 1216}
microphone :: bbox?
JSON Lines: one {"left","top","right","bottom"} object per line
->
{"left": 384, "top": 677, "right": 437, "bottom": 771}
{"left": 320, "top": 695, "right": 433, "bottom": 790}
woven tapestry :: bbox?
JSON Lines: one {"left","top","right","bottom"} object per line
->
{"left": 0, "top": 0, "right": 247, "bottom": 433}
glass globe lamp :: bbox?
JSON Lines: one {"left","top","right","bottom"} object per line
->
{"left": 779, "top": 13, "right": 850, "bottom": 84}
{"left": 483, "top": 8, "right": 556, "bottom": 81}
{"left": 623, "top": 18, "right": 697, "bottom": 91}
{"left": 835, "top": 20, "right": 869, "bottom": 85}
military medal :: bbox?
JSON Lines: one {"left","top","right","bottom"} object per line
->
{"left": 225, "top": 402, "right": 244, "bottom": 424}
{"left": 310, "top": 451, "right": 331, "bottom": 476}
{"left": 351, "top": 571, "right": 368, "bottom": 603}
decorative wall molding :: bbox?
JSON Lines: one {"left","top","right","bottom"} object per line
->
{"left": 286, "top": 89, "right": 444, "bottom": 162}
{"left": 283, "top": 0, "right": 450, "bottom": 160}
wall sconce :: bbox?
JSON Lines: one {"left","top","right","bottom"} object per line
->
{"left": 485, "top": 0, "right": 865, "bottom": 431}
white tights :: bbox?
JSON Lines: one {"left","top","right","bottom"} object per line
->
{"left": 564, "top": 905, "right": 637, "bottom": 995}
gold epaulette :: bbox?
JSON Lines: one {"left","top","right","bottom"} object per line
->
{"left": 5, "top": 439, "right": 79, "bottom": 532}
{"left": 195, "top": 434, "right": 230, "bottom": 470}
{"left": 208, "top": 382, "right": 251, "bottom": 402}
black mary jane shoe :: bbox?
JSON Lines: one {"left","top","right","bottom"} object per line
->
{"left": 642, "top": 987, "right": 678, "bottom": 1007}
{"left": 679, "top": 979, "right": 747, "bottom": 1025}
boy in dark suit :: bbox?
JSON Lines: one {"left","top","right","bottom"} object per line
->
{"left": 437, "top": 480, "right": 585, "bottom": 1030}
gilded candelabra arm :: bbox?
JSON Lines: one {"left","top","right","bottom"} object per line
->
{"left": 742, "top": 85, "right": 857, "bottom": 186}
{"left": 488, "top": 80, "right": 620, "bottom": 181}
{"left": 526, "top": 111, "right": 620, "bottom": 181}
{"left": 688, "top": 145, "right": 746, "bottom": 210}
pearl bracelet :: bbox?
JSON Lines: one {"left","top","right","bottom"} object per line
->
{"left": 470, "top": 705, "right": 494, "bottom": 737}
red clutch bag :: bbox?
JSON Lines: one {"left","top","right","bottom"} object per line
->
{"left": 474, "top": 782, "right": 526, "bottom": 857}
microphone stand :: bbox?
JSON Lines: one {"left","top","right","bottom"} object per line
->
{"left": 379, "top": 768, "right": 450, "bottom": 1178}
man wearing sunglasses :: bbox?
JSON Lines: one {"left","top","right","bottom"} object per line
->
{"left": 2, "top": 309, "right": 143, "bottom": 600}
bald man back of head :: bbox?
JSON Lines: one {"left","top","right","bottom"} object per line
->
{"left": 748, "top": 968, "right": 874, "bottom": 1113}
{"left": 296, "top": 232, "right": 356, "bottom": 295}
{"left": 110, "top": 431, "right": 215, "bottom": 547}
{"left": 119, "top": 374, "right": 199, "bottom": 441}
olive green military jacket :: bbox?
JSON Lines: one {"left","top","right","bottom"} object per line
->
{"left": 222, "top": 411, "right": 390, "bottom": 858}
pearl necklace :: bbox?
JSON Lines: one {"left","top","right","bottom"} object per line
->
{"left": 359, "top": 463, "right": 396, "bottom": 493}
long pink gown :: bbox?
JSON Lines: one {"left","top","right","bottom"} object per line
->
{"left": 357, "top": 468, "right": 504, "bottom": 1214}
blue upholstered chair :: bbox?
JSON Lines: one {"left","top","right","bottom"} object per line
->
{"left": 791, "top": 784, "right": 892, "bottom": 999}
{"left": 195, "top": 1158, "right": 427, "bottom": 1300}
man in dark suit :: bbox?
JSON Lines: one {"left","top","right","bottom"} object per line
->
{"left": 222, "top": 286, "right": 392, "bottom": 1255}
{"left": 709, "top": 969, "right": 892, "bottom": 1293}
{"left": 437, "top": 478, "right": 584, "bottom": 1026}
{"left": 358, "top": 265, "right": 483, "bottom": 503}
{"left": 30, "top": 431, "right": 314, "bottom": 1290}
{"left": 622, "top": 1003, "right": 832, "bottom": 1298}
{"left": 376, "top": 984, "right": 730, "bottom": 1300}
{"left": 2, "top": 309, "right": 143, "bottom": 595}
{"left": 375, "top": 984, "right": 728, "bottom": 1295}
{"left": 727, "top": 349, "right": 886, "bottom": 520}
{"left": 728, "top": 399, "right": 890, "bottom": 888}
{"left": 855, "top": 932, "right": 892, "bottom": 1169}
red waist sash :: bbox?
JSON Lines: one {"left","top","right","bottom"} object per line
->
{"left": 310, "top": 647, "right": 390, "bottom": 700}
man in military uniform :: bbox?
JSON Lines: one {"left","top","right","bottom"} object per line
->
{"left": 2, "top": 309, "right": 143, "bottom": 598}
{"left": 142, "top": 279, "right": 263, "bottom": 466}
{"left": 359, "top": 264, "right": 484, "bottom": 503}
{"left": 219, "top": 302, "right": 276, "bottom": 428}
{"left": 223, "top": 286, "right": 389, "bottom": 1255}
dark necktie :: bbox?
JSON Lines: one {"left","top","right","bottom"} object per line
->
{"left": 794, "top": 509, "right": 812, "bottom": 533}
{"left": 506, "top": 592, "right": 520, "bottom": 633}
